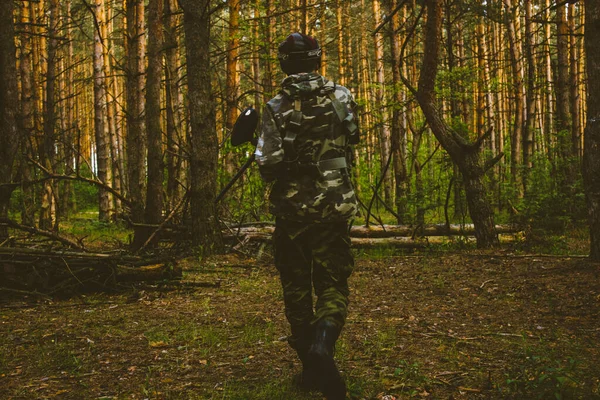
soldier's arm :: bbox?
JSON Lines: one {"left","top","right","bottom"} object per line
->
{"left": 254, "top": 104, "right": 284, "bottom": 182}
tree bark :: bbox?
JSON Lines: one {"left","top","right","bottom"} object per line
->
{"left": 415, "top": 0, "right": 500, "bottom": 248}
{"left": 164, "top": 0, "right": 184, "bottom": 215}
{"left": 388, "top": 0, "right": 408, "bottom": 224}
{"left": 39, "top": 0, "right": 60, "bottom": 231}
{"left": 179, "top": 0, "right": 223, "bottom": 253}
{"left": 18, "top": 1, "right": 36, "bottom": 226}
{"left": 556, "top": 3, "right": 572, "bottom": 155}
{"left": 583, "top": 0, "right": 600, "bottom": 261}
{"left": 93, "top": 0, "right": 114, "bottom": 222}
{"left": 0, "top": 0, "right": 20, "bottom": 240}
{"left": 503, "top": 0, "right": 524, "bottom": 198}
{"left": 523, "top": 0, "right": 535, "bottom": 190}
{"left": 125, "top": 0, "right": 146, "bottom": 227}
{"left": 143, "top": 0, "right": 165, "bottom": 249}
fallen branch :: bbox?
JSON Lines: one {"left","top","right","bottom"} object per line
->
{"left": 0, "top": 218, "right": 86, "bottom": 251}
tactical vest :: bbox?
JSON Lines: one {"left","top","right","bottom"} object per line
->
{"left": 264, "top": 81, "right": 359, "bottom": 222}
{"left": 267, "top": 85, "right": 358, "bottom": 177}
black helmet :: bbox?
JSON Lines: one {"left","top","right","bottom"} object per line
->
{"left": 278, "top": 33, "right": 322, "bottom": 75}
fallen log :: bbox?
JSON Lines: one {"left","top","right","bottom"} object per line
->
{"left": 0, "top": 247, "right": 181, "bottom": 295}
{"left": 223, "top": 224, "right": 521, "bottom": 238}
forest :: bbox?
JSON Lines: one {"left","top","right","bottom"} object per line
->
{"left": 1, "top": 0, "right": 600, "bottom": 399}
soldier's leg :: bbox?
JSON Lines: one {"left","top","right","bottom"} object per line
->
{"left": 308, "top": 221, "right": 352, "bottom": 399}
{"left": 273, "top": 219, "right": 315, "bottom": 353}
{"left": 311, "top": 221, "right": 354, "bottom": 329}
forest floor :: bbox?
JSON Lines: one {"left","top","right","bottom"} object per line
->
{"left": 1, "top": 233, "right": 600, "bottom": 399}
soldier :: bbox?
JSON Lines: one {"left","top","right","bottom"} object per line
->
{"left": 254, "top": 32, "right": 359, "bottom": 400}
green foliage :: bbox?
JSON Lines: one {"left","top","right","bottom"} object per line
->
{"left": 500, "top": 352, "right": 580, "bottom": 399}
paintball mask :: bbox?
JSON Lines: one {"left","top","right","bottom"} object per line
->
{"left": 277, "top": 32, "right": 322, "bottom": 75}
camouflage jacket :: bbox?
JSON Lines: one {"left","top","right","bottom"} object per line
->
{"left": 255, "top": 72, "right": 359, "bottom": 222}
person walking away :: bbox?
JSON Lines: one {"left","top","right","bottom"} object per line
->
{"left": 254, "top": 32, "right": 360, "bottom": 400}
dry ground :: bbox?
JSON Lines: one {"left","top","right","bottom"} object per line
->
{"left": 1, "top": 248, "right": 599, "bottom": 399}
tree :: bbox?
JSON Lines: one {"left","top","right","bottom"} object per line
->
{"left": 413, "top": 0, "right": 502, "bottom": 248}
{"left": 144, "top": 0, "right": 165, "bottom": 245}
{"left": 93, "top": 0, "right": 114, "bottom": 222}
{"left": 179, "top": 0, "right": 223, "bottom": 252}
{"left": 125, "top": 0, "right": 146, "bottom": 229}
{"left": 583, "top": 0, "right": 600, "bottom": 261}
{"left": 0, "top": 0, "right": 20, "bottom": 239}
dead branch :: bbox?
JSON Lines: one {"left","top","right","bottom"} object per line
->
{"left": 0, "top": 218, "right": 86, "bottom": 251}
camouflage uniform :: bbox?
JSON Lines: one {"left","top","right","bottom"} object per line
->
{"left": 255, "top": 72, "right": 359, "bottom": 352}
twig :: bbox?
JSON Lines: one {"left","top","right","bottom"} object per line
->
{"left": 479, "top": 279, "right": 494, "bottom": 289}
{"left": 0, "top": 287, "right": 52, "bottom": 300}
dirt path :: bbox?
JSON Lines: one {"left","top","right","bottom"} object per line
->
{"left": 1, "top": 251, "right": 599, "bottom": 399}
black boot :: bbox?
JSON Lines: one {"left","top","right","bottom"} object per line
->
{"left": 308, "top": 319, "right": 346, "bottom": 400}
{"left": 291, "top": 324, "right": 320, "bottom": 391}
{"left": 295, "top": 346, "right": 320, "bottom": 391}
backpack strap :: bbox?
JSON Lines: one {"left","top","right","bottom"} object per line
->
{"left": 327, "top": 92, "right": 358, "bottom": 141}
{"left": 282, "top": 98, "right": 302, "bottom": 162}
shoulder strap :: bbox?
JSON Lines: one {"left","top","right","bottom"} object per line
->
{"left": 282, "top": 98, "right": 302, "bottom": 162}
{"left": 328, "top": 92, "right": 358, "bottom": 136}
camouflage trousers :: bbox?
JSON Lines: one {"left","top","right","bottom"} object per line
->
{"left": 273, "top": 218, "right": 354, "bottom": 351}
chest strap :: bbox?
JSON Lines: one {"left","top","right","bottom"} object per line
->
{"left": 317, "top": 157, "right": 347, "bottom": 172}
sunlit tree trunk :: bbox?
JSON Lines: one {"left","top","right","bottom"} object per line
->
{"left": 373, "top": 0, "right": 392, "bottom": 205}
{"left": 387, "top": 0, "right": 407, "bottom": 223}
{"left": 102, "top": 2, "right": 123, "bottom": 216}
{"left": 180, "top": 0, "right": 223, "bottom": 252}
{"left": 39, "top": 0, "right": 59, "bottom": 230}
{"left": 556, "top": 3, "right": 572, "bottom": 156}
{"left": 93, "top": 0, "right": 114, "bottom": 222}
{"left": 522, "top": 0, "right": 536, "bottom": 194}
{"left": 504, "top": 0, "right": 524, "bottom": 198}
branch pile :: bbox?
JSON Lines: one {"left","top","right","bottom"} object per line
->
{"left": 0, "top": 247, "right": 181, "bottom": 295}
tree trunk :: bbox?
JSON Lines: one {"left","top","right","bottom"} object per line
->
{"left": 18, "top": 1, "right": 36, "bottom": 226}
{"left": 569, "top": 3, "right": 581, "bottom": 159}
{"left": 504, "top": 0, "right": 524, "bottom": 199}
{"left": 225, "top": 0, "right": 240, "bottom": 177}
{"left": 142, "top": 0, "right": 165, "bottom": 249}
{"left": 180, "top": 0, "right": 223, "bottom": 253}
{"left": 583, "top": 0, "right": 600, "bottom": 261}
{"left": 93, "top": 0, "right": 114, "bottom": 222}
{"left": 556, "top": 3, "right": 572, "bottom": 155}
{"left": 40, "top": 0, "right": 60, "bottom": 231}
{"left": 523, "top": 0, "right": 535, "bottom": 192}
{"left": 125, "top": 0, "right": 146, "bottom": 227}
{"left": 416, "top": 0, "right": 499, "bottom": 248}
{"left": 373, "top": 0, "right": 393, "bottom": 205}
{"left": 388, "top": 0, "right": 408, "bottom": 224}
{"left": 164, "top": 0, "right": 183, "bottom": 215}
{"left": 0, "top": 0, "right": 20, "bottom": 240}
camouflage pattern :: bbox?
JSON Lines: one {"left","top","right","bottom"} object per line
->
{"left": 273, "top": 218, "right": 354, "bottom": 348}
{"left": 255, "top": 72, "right": 359, "bottom": 222}
{"left": 255, "top": 72, "right": 359, "bottom": 354}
